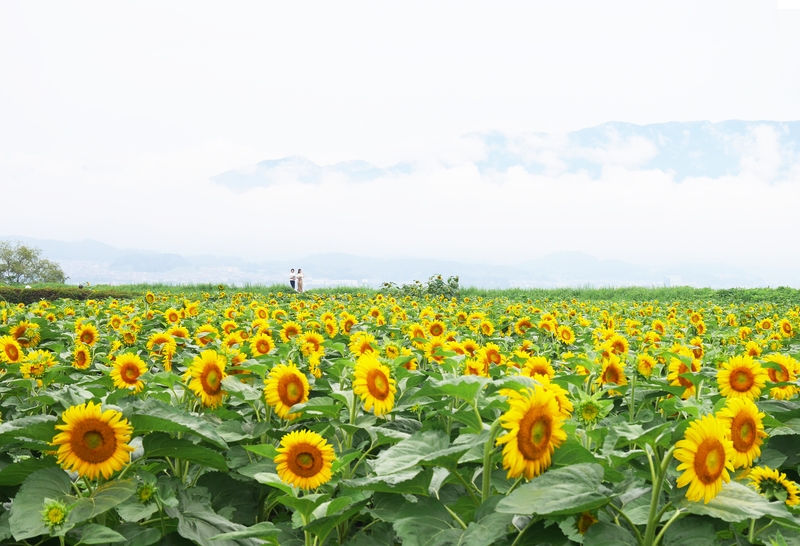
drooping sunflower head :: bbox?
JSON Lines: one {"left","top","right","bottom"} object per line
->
{"left": 748, "top": 466, "right": 800, "bottom": 506}
{"left": 264, "top": 362, "right": 310, "bottom": 420}
{"left": 51, "top": 401, "right": 134, "bottom": 480}
{"left": 717, "top": 355, "right": 767, "bottom": 400}
{"left": 353, "top": 353, "right": 397, "bottom": 417}
{"left": 186, "top": 349, "right": 227, "bottom": 408}
{"left": 675, "top": 414, "right": 735, "bottom": 504}
{"left": 274, "top": 429, "right": 336, "bottom": 490}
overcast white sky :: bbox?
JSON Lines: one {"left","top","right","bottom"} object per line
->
{"left": 2, "top": 1, "right": 800, "bottom": 269}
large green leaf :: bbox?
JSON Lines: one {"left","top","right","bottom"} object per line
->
{"left": 583, "top": 522, "right": 638, "bottom": 546}
{"left": 342, "top": 469, "right": 433, "bottom": 496}
{"left": 496, "top": 464, "right": 610, "bottom": 516}
{"left": 303, "top": 498, "right": 370, "bottom": 540}
{"left": 68, "top": 480, "right": 137, "bottom": 525}
{"left": 197, "top": 472, "right": 259, "bottom": 525}
{"left": 676, "top": 480, "right": 794, "bottom": 523}
{"left": 391, "top": 496, "right": 460, "bottom": 546}
{"left": 372, "top": 430, "right": 475, "bottom": 475}
{"left": 75, "top": 523, "right": 126, "bottom": 544}
{"left": 165, "top": 499, "right": 262, "bottom": 546}
{"left": 142, "top": 433, "right": 228, "bottom": 472}
{"left": 125, "top": 399, "right": 228, "bottom": 449}
{"left": 0, "top": 455, "right": 57, "bottom": 486}
{"left": 9, "top": 467, "right": 72, "bottom": 540}
{"left": 210, "top": 522, "right": 279, "bottom": 543}
{"left": 114, "top": 523, "right": 162, "bottom": 546}
{"left": 662, "top": 516, "right": 717, "bottom": 546}
{"left": 0, "top": 414, "right": 57, "bottom": 443}
{"left": 414, "top": 376, "right": 490, "bottom": 405}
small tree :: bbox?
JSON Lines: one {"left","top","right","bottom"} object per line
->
{"left": 0, "top": 241, "right": 68, "bottom": 284}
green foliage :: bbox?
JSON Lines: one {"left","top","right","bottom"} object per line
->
{"left": 0, "top": 241, "right": 67, "bottom": 284}
{"left": 382, "top": 274, "right": 461, "bottom": 299}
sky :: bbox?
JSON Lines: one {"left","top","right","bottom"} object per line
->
{"left": 2, "top": 1, "right": 800, "bottom": 271}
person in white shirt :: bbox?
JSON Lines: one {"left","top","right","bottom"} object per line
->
{"left": 296, "top": 269, "right": 305, "bottom": 293}
{"left": 289, "top": 269, "right": 296, "bottom": 290}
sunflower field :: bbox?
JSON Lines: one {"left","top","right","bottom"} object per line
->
{"left": 3, "top": 289, "right": 800, "bottom": 546}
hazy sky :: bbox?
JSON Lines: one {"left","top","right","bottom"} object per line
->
{"left": 2, "top": 1, "right": 800, "bottom": 268}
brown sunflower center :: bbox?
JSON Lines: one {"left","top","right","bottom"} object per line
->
{"left": 7, "top": 345, "right": 20, "bottom": 361}
{"left": 366, "top": 368, "right": 390, "bottom": 400}
{"left": 71, "top": 419, "right": 117, "bottom": 463}
{"left": 603, "top": 365, "right": 619, "bottom": 384}
{"left": 731, "top": 368, "right": 754, "bottom": 392}
{"left": 81, "top": 331, "right": 94, "bottom": 344}
{"left": 122, "top": 364, "right": 140, "bottom": 382}
{"left": 257, "top": 340, "right": 270, "bottom": 354}
{"left": 200, "top": 364, "right": 223, "bottom": 394}
{"left": 517, "top": 408, "right": 552, "bottom": 461}
{"left": 76, "top": 352, "right": 87, "bottom": 366}
{"left": 694, "top": 438, "right": 726, "bottom": 484}
{"left": 731, "top": 413, "right": 756, "bottom": 453}
{"left": 769, "top": 366, "right": 789, "bottom": 383}
{"left": 279, "top": 374, "right": 305, "bottom": 406}
{"left": 287, "top": 444, "right": 324, "bottom": 477}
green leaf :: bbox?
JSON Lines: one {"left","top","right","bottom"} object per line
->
{"left": 9, "top": 467, "right": 72, "bottom": 540}
{"left": 243, "top": 444, "right": 278, "bottom": 459}
{"left": 676, "top": 480, "right": 792, "bottom": 523}
{"left": 68, "top": 480, "right": 137, "bottom": 525}
{"left": 197, "top": 472, "right": 259, "bottom": 525}
{"left": 391, "top": 496, "right": 460, "bottom": 546}
{"left": 0, "top": 455, "right": 57, "bottom": 486}
{"left": 221, "top": 376, "right": 261, "bottom": 401}
{"left": 210, "top": 522, "right": 279, "bottom": 543}
{"left": 291, "top": 396, "right": 343, "bottom": 419}
{"left": 583, "top": 522, "right": 638, "bottom": 546}
{"left": 76, "top": 523, "right": 126, "bottom": 544}
{"left": 415, "top": 376, "right": 490, "bottom": 405}
{"left": 114, "top": 522, "right": 162, "bottom": 546}
{"left": 116, "top": 498, "right": 159, "bottom": 523}
{"left": 662, "top": 516, "right": 717, "bottom": 546}
{"left": 142, "top": 432, "right": 228, "bottom": 472}
{"left": 167, "top": 504, "right": 263, "bottom": 546}
{"left": 342, "top": 469, "right": 433, "bottom": 496}
{"left": 303, "top": 498, "right": 370, "bottom": 540}
{"left": 372, "top": 430, "right": 475, "bottom": 475}
{"left": 277, "top": 495, "right": 330, "bottom": 523}
{"left": 125, "top": 399, "right": 229, "bottom": 449}
{"left": 252, "top": 472, "right": 295, "bottom": 495}
{"left": 496, "top": 463, "right": 609, "bottom": 516}
{"left": 0, "top": 414, "right": 57, "bottom": 443}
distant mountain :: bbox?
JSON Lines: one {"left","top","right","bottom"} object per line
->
{"left": 211, "top": 156, "right": 413, "bottom": 192}
{"left": 0, "top": 236, "right": 785, "bottom": 288}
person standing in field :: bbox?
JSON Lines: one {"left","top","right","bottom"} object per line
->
{"left": 289, "top": 269, "right": 296, "bottom": 291}
{"left": 296, "top": 269, "right": 304, "bottom": 293}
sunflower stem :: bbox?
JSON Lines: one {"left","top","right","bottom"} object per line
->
{"left": 642, "top": 445, "right": 676, "bottom": 546}
{"left": 629, "top": 366, "right": 636, "bottom": 424}
{"left": 653, "top": 508, "right": 683, "bottom": 546}
{"left": 607, "top": 502, "right": 644, "bottom": 545}
{"left": 81, "top": 476, "right": 94, "bottom": 496}
{"left": 748, "top": 518, "right": 756, "bottom": 542}
{"left": 481, "top": 418, "right": 503, "bottom": 503}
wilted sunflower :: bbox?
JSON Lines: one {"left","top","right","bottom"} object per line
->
{"left": 716, "top": 397, "right": 766, "bottom": 469}
{"left": 353, "top": 353, "right": 397, "bottom": 417}
{"left": 717, "top": 355, "right": 767, "bottom": 400}
{"left": 675, "top": 414, "right": 734, "bottom": 504}
{"left": 264, "top": 362, "right": 310, "bottom": 420}
{"left": 52, "top": 401, "right": 134, "bottom": 480}
{"left": 0, "top": 335, "right": 23, "bottom": 363}
{"left": 275, "top": 429, "right": 335, "bottom": 490}
{"left": 748, "top": 466, "right": 800, "bottom": 506}
{"left": 110, "top": 353, "right": 147, "bottom": 394}
{"left": 496, "top": 385, "right": 567, "bottom": 480}
{"left": 185, "top": 349, "right": 227, "bottom": 408}
{"left": 249, "top": 332, "right": 275, "bottom": 356}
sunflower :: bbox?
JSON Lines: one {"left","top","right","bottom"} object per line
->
{"left": 607, "top": 334, "right": 629, "bottom": 356}
{"left": 167, "top": 325, "right": 190, "bottom": 342}
{"left": 185, "top": 350, "right": 227, "bottom": 408}
{"left": 163, "top": 308, "right": 181, "bottom": 324}
{"left": 194, "top": 324, "right": 218, "bottom": 347}
{"left": 479, "top": 320, "right": 495, "bottom": 336}
{"left": 41, "top": 499, "right": 69, "bottom": 530}
{"left": 427, "top": 320, "right": 446, "bottom": 338}
{"left": 667, "top": 351, "right": 701, "bottom": 399}
{"left": 349, "top": 332, "right": 376, "bottom": 356}
{"left": 300, "top": 331, "right": 324, "bottom": 356}
{"left": 716, "top": 397, "right": 766, "bottom": 469}
{"left": 353, "top": 353, "right": 397, "bottom": 417}
{"left": 221, "top": 320, "right": 237, "bottom": 334}
{"left": 556, "top": 325, "right": 576, "bottom": 345}
{"left": 77, "top": 323, "right": 99, "bottom": 346}
{"left": 522, "top": 356, "right": 555, "bottom": 380}
{"left": 759, "top": 318, "right": 773, "bottom": 331}
{"left": 747, "top": 466, "right": 800, "bottom": 506}
{"left": 778, "top": 319, "right": 794, "bottom": 338}
{"left": 761, "top": 353, "right": 798, "bottom": 400}
{"left": 0, "top": 335, "right": 23, "bottom": 363}
{"left": 51, "top": 401, "right": 134, "bottom": 480}
{"left": 744, "top": 341, "right": 762, "bottom": 358}
{"left": 496, "top": 385, "right": 567, "bottom": 480}
{"left": 145, "top": 292, "right": 155, "bottom": 304}
{"left": 675, "top": 414, "right": 735, "bottom": 504}
{"left": 596, "top": 354, "right": 627, "bottom": 389}
{"left": 424, "top": 336, "right": 448, "bottom": 364}
{"left": 464, "top": 358, "right": 488, "bottom": 377}
{"left": 21, "top": 349, "right": 56, "bottom": 380}
{"left": 110, "top": 353, "right": 147, "bottom": 393}
{"left": 73, "top": 343, "right": 92, "bottom": 370}
{"left": 264, "top": 363, "right": 310, "bottom": 420}
{"left": 514, "top": 317, "right": 533, "bottom": 336}
{"left": 11, "top": 320, "right": 40, "bottom": 348}
{"left": 636, "top": 353, "right": 656, "bottom": 378}
{"left": 274, "top": 429, "right": 335, "bottom": 490}
{"left": 147, "top": 332, "right": 177, "bottom": 371}
{"left": 717, "top": 355, "right": 767, "bottom": 400}
{"left": 249, "top": 332, "right": 275, "bottom": 356}
{"left": 576, "top": 512, "right": 598, "bottom": 535}
{"left": 280, "top": 321, "right": 303, "bottom": 343}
